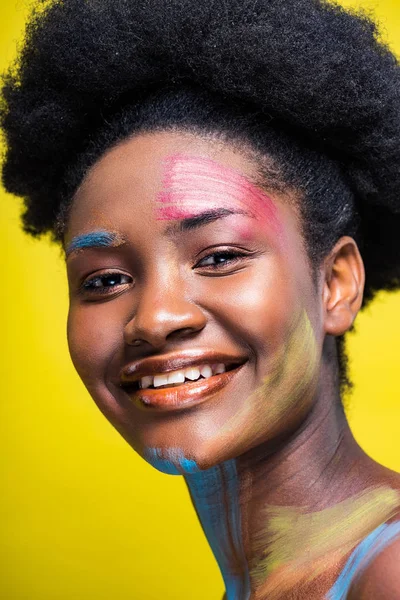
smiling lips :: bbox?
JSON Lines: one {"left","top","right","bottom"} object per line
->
{"left": 119, "top": 350, "right": 247, "bottom": 411}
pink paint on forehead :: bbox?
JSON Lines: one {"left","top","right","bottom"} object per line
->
{"left": 156, "top": 154, "right": 283, "bottom": 237}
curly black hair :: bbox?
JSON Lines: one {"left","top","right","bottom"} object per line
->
{"left": 1, "top": 0, "right": 400, "bottom": 395}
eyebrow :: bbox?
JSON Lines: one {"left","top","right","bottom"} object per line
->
{"left": 65, "top": 209, "right": 251, "bottom": 257}
{"left": 65, "top": 229, "right": 126, "bottom": 257}
{"left": 165, "top": 208, "right": 251, "bottom": 234}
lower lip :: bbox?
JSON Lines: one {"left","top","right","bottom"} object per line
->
{"left": 126, "top": 365, "right": 244, "bottom": 412}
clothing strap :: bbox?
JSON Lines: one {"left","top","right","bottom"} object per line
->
{"left": 326, "top": 521, "right": 400, "bottom": 599}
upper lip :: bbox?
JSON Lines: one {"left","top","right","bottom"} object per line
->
{"left": 119, "top": 349, "right": 248, "bottom": 386}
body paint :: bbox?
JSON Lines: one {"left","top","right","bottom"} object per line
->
{"left": 146, "top": 448, "right": 252, "bottom": 598}
{"left": 250, "top": 486, "right": 400, "bottom": 598}
{"left": 66, "top": 229, "right": 125, "bottom": 257}
{"left": 156, "top": 154, "right": 283, "bottom": 241}
{"left": 186, "top": 459, "right": 251, "bottom": 600}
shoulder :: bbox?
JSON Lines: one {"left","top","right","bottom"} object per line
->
{"left": 347, "top": 532, "right": 400, "bottom": 600}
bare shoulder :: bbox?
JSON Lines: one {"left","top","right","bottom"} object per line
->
{"left": 347, "top": 532, "right": 400, "bottom": 600}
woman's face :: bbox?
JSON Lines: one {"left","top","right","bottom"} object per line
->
{"left": 65, "top": 131, "right": 324, "bottom": 473}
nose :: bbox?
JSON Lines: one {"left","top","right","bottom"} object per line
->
{"left": 124, "top": 273, "right": 207, "bottom": 349}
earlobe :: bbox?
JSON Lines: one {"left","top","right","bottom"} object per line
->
{"left": 323, "top": 236, "right": 365, "bottom": 337}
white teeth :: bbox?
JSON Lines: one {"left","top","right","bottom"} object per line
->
{"left": 168, "top": 371, "right": 186, "bottom": 385}
{"left": 153, "top": 374, "right": 169, "bottom": 388}
{"left": 200, "top": 365, "right": 213, "bottom": 378}
{"left": 184, "top": 367, "right": 201, "bottom": 381}
{"left": 139, "top": 363, "right": 227, "bottom": 389}
{"left": 141, "top": 375, "right": 153, "bottom": 389}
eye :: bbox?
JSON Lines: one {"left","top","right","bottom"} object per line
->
{"left": 79, "top": 270, "right": 133, "bottom": 296}
{"left": 194, "top": 249, "right": 249, "bottom": 272}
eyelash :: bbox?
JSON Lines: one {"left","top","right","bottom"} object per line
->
{"left": 79, "top": 250, "right": 249, "bottom": 296}
{"left": 79, "top": 271, "right": 132, "bottom": 296}
{"left": 194, "top": 249, "right": 248, "bottom": 270}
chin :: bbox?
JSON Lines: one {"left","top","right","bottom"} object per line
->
{"left": 133, "top": 427, "right": 254, "bottom": 475}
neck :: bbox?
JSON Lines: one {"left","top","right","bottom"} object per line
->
{"left": 184, "top": 360, "right": 399, "bottom": 599}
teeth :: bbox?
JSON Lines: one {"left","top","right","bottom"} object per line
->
{"left": 141, "top": 375, "right": 153, "bottom": 389}
{"left": 168, "top": 371, "right": 185, "bottom": 385}
{"left": 153, "top": 374, "right": 169, "bottom": 387}
{"left": 200, "top": 365, "right": 213, "bottom": 378}
{"left": 139, "top": 363, "right": 227, "bottom": 389}
{"left": 184, "top": 367, "right": 201, "bottom": 381}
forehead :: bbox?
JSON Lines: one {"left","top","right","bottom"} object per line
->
{"left": 66, "top": 132, "right": 262, "bottom": 231}
{"left": 64, "top": 132, "right": 301, "bottom": 254}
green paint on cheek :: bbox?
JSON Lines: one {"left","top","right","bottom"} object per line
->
{"left": 205, "top": 308, "right": 319, "bottom": 461}
{"left": 251, "top": 308, "right": 318, "bottom": 430}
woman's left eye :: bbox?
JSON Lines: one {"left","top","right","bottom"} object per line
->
{"left": 79, "top": 271, "right": 133, "bottom": 295}
{"left": 194, "top": 250, "right": 249, "bottom": 271}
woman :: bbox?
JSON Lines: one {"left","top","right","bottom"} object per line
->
{"left": 1, "top": 0, "right": 400, "bottom": 598}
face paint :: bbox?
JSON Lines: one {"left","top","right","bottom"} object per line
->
{"left": 203, "top": 308, "right": 319, "bottom": 463}
{"left": 149, "top": 152, "right": 313, "bottom": 466}
{"left": 143, "top": 447, "right": 200, "bottom": 475}
{"left": 65, "top": 229, "right": 125, "bottom": 257}
{"left": 156, "top": 154, "right": 283, "bottom": 241}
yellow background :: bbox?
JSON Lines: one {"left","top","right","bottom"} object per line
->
{"left": 1, "top": 1, "right": 399, "bottom": 598}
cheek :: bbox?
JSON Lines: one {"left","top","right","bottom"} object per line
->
{"left": 195, "top": 259, "right": 320, "bottom": 461}
{"left": 67, "top": 304, "right": 119, "bottom": 390}
{"left": 201, "top": 308, "right": 320, "bottom": 464}
{"left": 199, "top": 255, "right": 305, "bottom": 353}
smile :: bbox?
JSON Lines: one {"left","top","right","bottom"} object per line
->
{"left": 119, "top": 351, "right": 246, "bottom": 411}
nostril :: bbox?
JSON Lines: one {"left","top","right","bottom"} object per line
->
{"left": 167, "top": 326, "right": 202, "bottom": 341}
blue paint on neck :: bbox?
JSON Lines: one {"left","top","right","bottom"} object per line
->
{"left": 66, "top": 230, "right": 118, "bottom": 256}
{"left": 144, "top": 447, "right": 200, "bottom": 475}
{"left": 144, "top": 448, "right": 250, "bottom": 598}
{"left": 186, "top": 460, "right": 251, "bottom": 600}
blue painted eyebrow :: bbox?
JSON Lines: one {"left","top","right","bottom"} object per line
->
{"left": 65, "top": 229, "right": 124, "bottom": 257}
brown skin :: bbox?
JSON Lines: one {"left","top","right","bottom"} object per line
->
{"left": 347, "top": 536, "right": 400, "bottom": 599}
{"left": 65, "top": 131, "right": 400, "bottom": 598}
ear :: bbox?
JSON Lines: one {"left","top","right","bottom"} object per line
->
{"left": 322, "top": 236, "right": 365, "bottom": 336}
